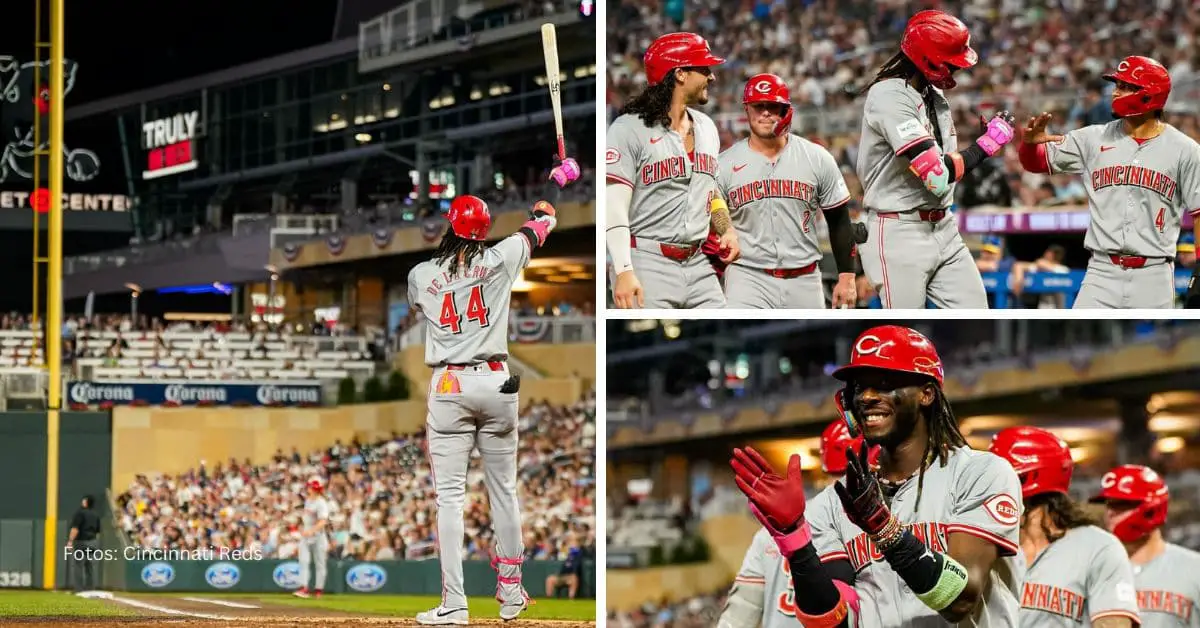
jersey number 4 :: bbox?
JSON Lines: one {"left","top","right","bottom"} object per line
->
{"left": 1155, "top": 207, "right": 1166, "bottom": 233}
{"left": 439, "top": 286, "right": 490, "bottom": 334}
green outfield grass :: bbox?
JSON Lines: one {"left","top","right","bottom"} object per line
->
{"left": 0, "top": 590, "right": 138, "bottom": 617}
{"left": 176, "top": 592, "right": 594, "bottom": 620}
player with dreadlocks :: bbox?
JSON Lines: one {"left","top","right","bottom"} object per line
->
{"left": 850, "top": 10, "right": 1016, "bottom": 308}
{"left": 606, "top": 32, "right": 740, "bottom": 309}
{"left": 989, "top": 427, "right": 1140, "bottom": 628}
{"left": 731, "top": 325, "right": 1024, "bottom": 627}
{"left": 408, "top": 194, "right": 557, "bottom": 624}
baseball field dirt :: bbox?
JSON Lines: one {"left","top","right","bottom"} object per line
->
{"left": 0, "top": 591, "right": 596, "bottom": 626}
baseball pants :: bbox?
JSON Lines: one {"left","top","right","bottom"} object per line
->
{"left": 628, "top": 242, "right": 725, "bottom": 309}
{"left": 1074, "top": 253, "right": 1175, "bottom": 309}
{"left": 724, "top": 264, "right": 825, "bottom": 309}
{"left": 426, "top": 364, "right": 524, "bottom": 610}
{"left": 859, "top": 211, "right": 988, "bottom": 309}
{"left": 297, "top": 534, "right": 329, "bottom": 591}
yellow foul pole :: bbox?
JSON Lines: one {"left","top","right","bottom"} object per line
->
{"left": 41, "top": 0, "right": 64, "bottom": 590}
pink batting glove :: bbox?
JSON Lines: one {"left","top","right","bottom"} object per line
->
{"left": 976, "top": 111, "right": 1017, "bottom": 157}
{"left": 549, "top": 158, "right": 581, "bottom": 188}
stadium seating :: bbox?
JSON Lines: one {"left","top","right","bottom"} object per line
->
{"left": 115, "top": 393, "right": 597, "bottom": 562}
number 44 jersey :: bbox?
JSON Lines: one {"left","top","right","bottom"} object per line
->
{"left": 407, "top": 233, "right": 531, "bottom": 367}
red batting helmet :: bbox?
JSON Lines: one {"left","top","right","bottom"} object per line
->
{"left": 446, "top": 195, "right": 492, "bottom": 241}
{"left": 743, "top": 73, "right": 793, "bottom": 137}
{"left": 899, "top": 10, "right": 978, "bottom": 90}
{"left": 644, "top": 32, "right": 725, "bottom": 86}
{"left": 820, "top": 420, "right": 880, "bottom": 475}
{"left": 307, "top": 479, "right": 324, "bottom": 493}
{"left": 988, "top": 426, "right": 1073, "bottom": 499}
{"left": 1104, "top": 56, "right": 1171, "bottom": 118}
{"left": 1088, "top": 464, "right": 1169, "bottom": 543}
{"left": 832, "top": 325, "right": 944, "bottom": 386}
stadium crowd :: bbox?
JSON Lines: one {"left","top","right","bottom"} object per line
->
{"left": 115, "top": 393, "right": 596, "bottom": 565}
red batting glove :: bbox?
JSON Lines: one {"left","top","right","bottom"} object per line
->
{"left": 731, "top": 447, "right": 812, "bottom": 556}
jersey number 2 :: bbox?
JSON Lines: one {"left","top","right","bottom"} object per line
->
{"left": 801, "top": 210, "right": 814, "bottom": 233}
{"left": 1155, "top": 207, "right": 1166, "bottom": 233}
{"left": 438, "top": 286, "right": 490, "bottom": 334}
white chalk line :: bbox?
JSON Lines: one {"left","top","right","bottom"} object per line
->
{"left": 181, "top": 596, "right": 261, "bottom": 609}
{"left": 97, "top": 592, "right": 237, "bottom": 621}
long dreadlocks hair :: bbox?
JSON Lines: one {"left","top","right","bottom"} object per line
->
{"left": 1022, "top": 493, "right": 1100, "bottom": 543}
{"left": 856, "top": 52, "right": 946, "bottom": 149}
{"left": 621, "top": 72, "right": 679, "bottom": 129}
{"left": 912, "top": 383, "right": 969, "bottom": 509}
{"left": 432, "top": 232, "right": 486, "bottom": 278}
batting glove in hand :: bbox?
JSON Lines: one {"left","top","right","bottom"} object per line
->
{"left": 1186, "top": 268, "right": 1200, "bottom": 309}
{"left": 976, "top": 111, "right": 1017, "bottom": 157}
{"left": 549, "top": 157, "right": 581, "bottom": 188}
{"left": 834, "top": 442, "right": 896, "bottom": 539}
{"left": 731, "top": 447, "right": 812, "bottom": 556}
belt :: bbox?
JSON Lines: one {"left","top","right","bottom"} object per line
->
{"left": 631, "top": 235, "right": 700, "bottom": 262}
{"left": 1107, "top": 254, "right": 1168, "bottom": 269}
{"left": 445, "top": 360, "right": 506, "bottom": 372}
{"left": 761, "top": 262, "right": 819, "bottom": 278}
{"left": 877, "top": 209, "right": 948, "bottom": 222}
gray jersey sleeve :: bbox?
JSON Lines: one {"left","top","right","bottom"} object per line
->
{"left": 807, "top": 485, "right": 849, "bottom": 563}
{"left": 1087, "top": 532, "right": 1141, "bottom": 624}
{"left": 947, "top": 452, "right": 1022, "bottom": 557}
{"left": 1045, "top": 127, "right": 1099, "bottom": 175}
{"left": 492, "top": 232, "right": 532, "bottom": 282}
{"left": 815, "top": 147, "right": 851, "bottom": 209}
{"left": 606, "top": 117, "right": 642, "bottom": 188}
{"left": 1179, "top": 144, "right": 1200, "bottom": 215}
{"left": 866, "top": 84, "right": 934, "bottom": 156}
{"left": 717, "top": 145, "right": 735, "bottom": 197}
{"left": 407, "top": 268, "right": 421, "bottom": 315}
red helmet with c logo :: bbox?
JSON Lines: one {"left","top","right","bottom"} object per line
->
{"left": 832, "top": 325, "right": 944, "bottom": 386}
{"left": 1088, "top": 464, "right": 1169, "bottom": 543}
{"left": 1103, "top": 56, "right": 1171, "bottom": 118}
{"left": 988, "top": 426, "right": 1073, "bottom": 498}
{"left": 643, "top": 33, "right": 725, "bottom": 86}
{"left": 742, "top": 73, "right": 793, "bottom": 138}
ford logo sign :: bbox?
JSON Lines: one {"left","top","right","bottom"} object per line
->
{"left": 272, "top": 561, "right": 303, "bottom": 590}
{"left": 345, "top": 563, "right": 387, "bottom": 592}
{"left": 204, "top": 562, "right": 241, "bottom": 589}
{"left": 141, "top": 562, "right": 175, "bottom": 588}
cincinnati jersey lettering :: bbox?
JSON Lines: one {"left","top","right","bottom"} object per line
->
{"left": 844, "top": 522, "right": 951, "bottom": 572}
{"left": 727, "top": 179, "right": 816, "bottom": 210}
{"left": 1091, "top": 166, "right": 1177, "bottom": 201}
{"left": 1021, "top": 583, "right": 1086, "bottom": 620}
{"left": 1137, "top": 589, "right": 1195, "bottom": 621}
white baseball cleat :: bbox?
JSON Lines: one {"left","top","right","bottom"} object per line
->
{"left": 416, "top": 606, "right": 469, "bottom": 625}
{"left": 292, "top": 588, "right": 310, "bottom": 598}
{"left": 500, "top": 600, "right": 529, "bottom": 621}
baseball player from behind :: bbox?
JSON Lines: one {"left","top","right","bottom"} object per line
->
{"left": 1090, "top": 464, "right": 1200, "bottom": 627}
{"left": 607, "top": 32, "right": 741, "bottom": 309}
{"left": 989, "top": 427, "right": 1140, "bottom": 627}
{"left": 293, "top": 479, "right": 329, "bottom": 599}
{"left": 731, "top": 325, "right": 1024, "bottom": 627}
{"left": 718, "top": 74, "right": 858, "bottom": 309}
{"left": 856, "top": 11, "right": 1016, "bottom": 308}
{"left": 719, "top": 421, "right": 878, "bottom": 627}
{"left": 407, "top": 195, "right": 558, "bottom": 625}
{"left": 1020, "top": 55, "right": 1200, "bottom": 308}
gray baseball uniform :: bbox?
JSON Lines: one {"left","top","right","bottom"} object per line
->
{"left": 855, "top": 78, "right": 987, "bottom": 309}
{"left": 407, "top": 233, "right": 529, "bottom": 610}
{"left": 297, "top": 495, "right": 330, "bottom": 592}
{"left": 1131, "top": 543, "right": 1200, "bottom": 628}
{"left": 717, "top": 135, "right": 851, "bottom": 309}
{"left": 1043, "top": 122, "right": 1200, "bottom": 308}
{"left": 1017, "top": 525, "right": 1139, "bottom": 627}
{"left": 806, "top": 446, "right": 1024, "bottom": 627}
{"left": 726, "top": 488, "right": 840, "bottom": 627}
{"left": 606, "top": 109, "right": 725, "bottom": 308}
